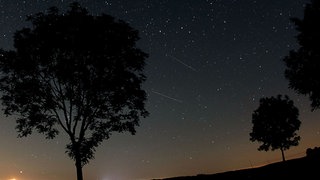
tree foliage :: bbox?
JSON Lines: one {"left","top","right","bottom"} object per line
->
{"left": 250, "top": 95, "right": 300, "bottom": 161}
{"left": 283, "top": 0, "right": 320, "bottom": 110}
{"left": 0, "top": 2, "right": 149, "bottom": 180}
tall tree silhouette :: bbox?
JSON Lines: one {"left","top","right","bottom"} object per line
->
{"left": 250, "top": 95, "right": 300, "bottom": 162}
{"left": 283, "top": 0, "right": 320, "bottom": 110}
{"left": 0, "top": 2, "right": 149, "bottom": 180}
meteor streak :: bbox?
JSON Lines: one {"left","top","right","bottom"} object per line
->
{"left": 167, "top": 55, "right": 198, "bottom": 72}
{"left": 151, "top": 90, "right": 183, "bottom": 103}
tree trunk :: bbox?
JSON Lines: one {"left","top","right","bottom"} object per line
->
{"left": 75, "top": 155, "right": 83, "bottom": 180}
{"left": 280, "top": 147, "right": 286, "bottom": 162}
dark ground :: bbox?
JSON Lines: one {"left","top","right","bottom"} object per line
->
{"left": 155, "top": 147, "right": 320, "bottom": 180}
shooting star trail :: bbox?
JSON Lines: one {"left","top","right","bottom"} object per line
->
{"left": 167, "top": 55, "right": 198, "bottom": 72}
{"left": 151, "top": 90, "right": 183, "bottom": 103}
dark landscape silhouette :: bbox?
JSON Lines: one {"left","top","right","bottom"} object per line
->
{"left": 156, "top": 147, "right": 320, "bottom": 180}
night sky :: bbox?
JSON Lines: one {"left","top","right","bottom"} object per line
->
{"left": 1, "top": 0, "right": 320, "bottom": 180}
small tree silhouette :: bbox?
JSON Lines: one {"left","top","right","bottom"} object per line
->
{"left": 250, "top": 95, "right": 301, "bottom": 162}
{"left": 283, "top": 0, "right": 320, "bottom": 110}
{"left": 0, "top": 2, "right": 148, "bottom": 180}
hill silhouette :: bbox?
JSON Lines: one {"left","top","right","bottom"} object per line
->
{"left": 155, "top": 147, "right": 320, "bottom": 180}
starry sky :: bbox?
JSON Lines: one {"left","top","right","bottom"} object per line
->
{"left": 1, "top": 0, "right": 320, "bottom": 180}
